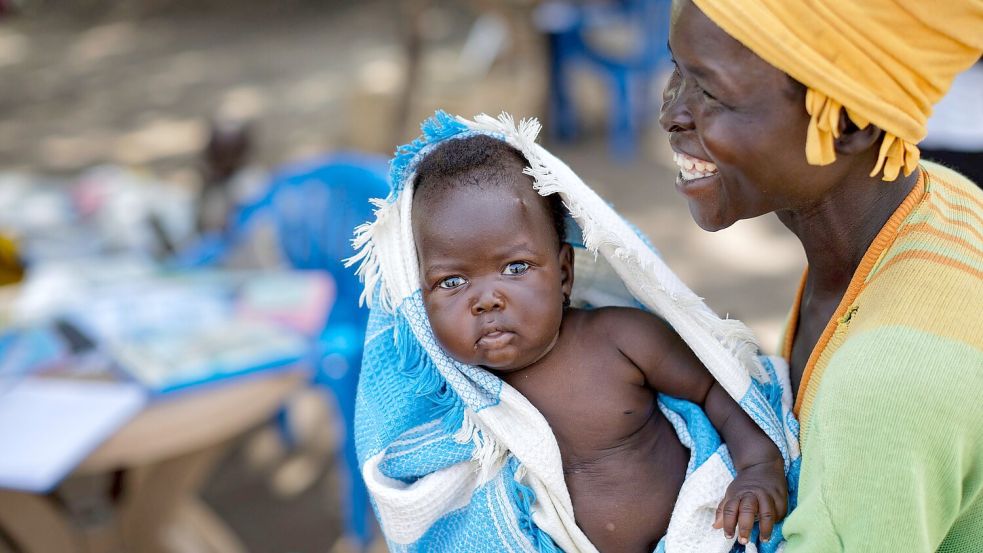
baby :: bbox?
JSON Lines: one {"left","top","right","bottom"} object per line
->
{"left": 412, "top": 135, "right": 787, "bottom": 553}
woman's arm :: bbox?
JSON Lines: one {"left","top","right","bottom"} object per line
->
{"left": 782, "top": 331, "right": 983, "bottom": 552}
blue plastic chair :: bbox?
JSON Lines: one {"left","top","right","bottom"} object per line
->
{"left": 177, "top": 151, "right": 389, "bottom": 550}
{"left": 266, "top": 153, "right": 388, "bottom": 550}
{"left": 535, "top": 0, "right": 672, "bottom": 157}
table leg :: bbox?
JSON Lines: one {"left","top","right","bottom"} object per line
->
{"left": 175, "top": 496, "right": 247, "bottom": 553}
{"left": 118, "top": 441, "right": 244, "bottom": 553}
{"left": 0, "top": 489, "right": 81, "bottom": 553}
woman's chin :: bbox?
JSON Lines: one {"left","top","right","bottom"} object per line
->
{"left": 676, "top": 173, "right": 733, "bottom": 231}
{"left": 687, "top": 201, "right": 737, "bottom": 232}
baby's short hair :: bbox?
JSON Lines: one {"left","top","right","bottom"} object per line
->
{"left": 413, "top": 134, "right": 567, "bottom": 245}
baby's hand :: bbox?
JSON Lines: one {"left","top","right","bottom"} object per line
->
{"left": 713, "top": 458, "right": 787, "bottom": 545}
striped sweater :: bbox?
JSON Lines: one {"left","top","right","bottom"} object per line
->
{"left": 781, "top": 163, "right": 983, "bottom": 552}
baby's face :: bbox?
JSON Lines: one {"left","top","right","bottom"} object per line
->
{"left": 414, "top": 182, "right": 572, "bottom": 372}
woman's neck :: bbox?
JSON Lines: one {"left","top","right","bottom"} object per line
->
{"left": 777, "top": 166, "right": 919, "bottom": 298}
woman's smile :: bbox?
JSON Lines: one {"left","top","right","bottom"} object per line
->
{"left": 672, "top": 150, "right": 719, "bottom": 180}
{"left": 672, "top": 150, "right": 721, "bottom": 198}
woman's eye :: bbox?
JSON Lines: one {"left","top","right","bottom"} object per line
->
{"left": 438, "top": 276, "right": 466, "bottom": 289}
{"left": 503, "top": 262, "right": 529, "bottom": 275}
{"left": 697, "top": 83, "right": 727, "bottom": 106}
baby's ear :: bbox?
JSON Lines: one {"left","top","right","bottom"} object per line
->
{"left": 558, "top": 243, "right": 574, "bottom": 296}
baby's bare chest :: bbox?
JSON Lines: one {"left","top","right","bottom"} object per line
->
{"left": 507, "top": 342, "right": 668, "bottom": 456}
{"left": 506, "top": 345, "right": 688, "bottom": 551}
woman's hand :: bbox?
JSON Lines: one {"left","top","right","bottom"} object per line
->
{"left": 713, "top": 457, "right": 788, "bottom": 544}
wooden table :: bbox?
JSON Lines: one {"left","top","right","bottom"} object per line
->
{"left": 0, "top": 369, "right": 306, "bottom": 553}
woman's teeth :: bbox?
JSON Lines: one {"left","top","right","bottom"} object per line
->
{"left": 673, "top": 151, "right": 719, "bottom": 181}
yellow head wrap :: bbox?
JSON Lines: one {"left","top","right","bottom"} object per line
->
{"left": 691, "top": 0, "right": 983, "bottom": 181}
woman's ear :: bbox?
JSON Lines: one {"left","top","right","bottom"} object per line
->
{"left": 834, "top": 115, "right": 883, "bottom": 156}
{"left": 558, "top": 243, "right": 574, "bottom": 300}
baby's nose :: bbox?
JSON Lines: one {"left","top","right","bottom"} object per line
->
{"left": 471, "top": 288, "right": 504, "bottom": 315}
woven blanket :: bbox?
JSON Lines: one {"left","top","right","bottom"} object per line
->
{"left": 349, "top": 111, "right": 801, "bottom": 553}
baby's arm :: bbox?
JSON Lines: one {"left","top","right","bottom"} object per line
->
{"left": 596, "top": 307, "right": 787, "bottom": 544}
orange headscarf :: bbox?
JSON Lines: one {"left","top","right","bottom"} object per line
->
{"left": 692, "top": 0, "right": 983, "bottom": 181}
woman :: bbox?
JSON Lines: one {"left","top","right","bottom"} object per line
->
{"left": 659, "top": 0, "right": 983, "bottom": 551}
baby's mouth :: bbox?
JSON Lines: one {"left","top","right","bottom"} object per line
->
{"left": 476, "top": 328, "right": 515, "bottom": 349}
{"left": 672, "top": 151, "right": 719, "bottom": 181}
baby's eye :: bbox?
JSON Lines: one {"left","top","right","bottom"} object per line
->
{"left": 503, "top": 262, "right": 530, "bottom": 275}
{"left": 438, "top": 276, "right": 466, "bottom": 289}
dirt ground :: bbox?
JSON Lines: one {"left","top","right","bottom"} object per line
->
{"left": 0, "top": 1, "right": 804, "bottom": 551}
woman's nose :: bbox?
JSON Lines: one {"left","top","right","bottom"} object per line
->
{"left": 470, "top": 287, "right": 504, "bottom": 315}
{"left": 659, "top": 70, "right": 695, "bottom": 134}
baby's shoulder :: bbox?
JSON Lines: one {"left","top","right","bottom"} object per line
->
{"left": 579, "top": 305, "right": 664, "bottom": 326}
{"left": 572, "top": 306, "right": 670, "bottom": 342}
{"left": 569, "top": 306, "right": 692, "bottom": 363}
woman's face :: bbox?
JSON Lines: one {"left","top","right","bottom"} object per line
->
{"left": 660, "top": 0, "right": 843, "bottom": 231}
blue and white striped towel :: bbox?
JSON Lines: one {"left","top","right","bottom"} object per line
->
{"left": 349, "top": 111, "right": 800, "bottom": 552}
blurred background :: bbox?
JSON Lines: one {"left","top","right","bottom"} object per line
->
{"left": 4, "top": 0, "right": 975, "bottom": 552}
